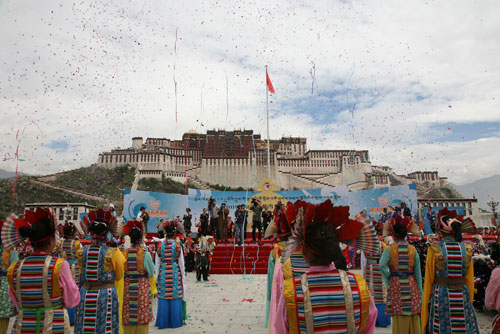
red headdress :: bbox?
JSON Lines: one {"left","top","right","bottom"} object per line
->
{"left": 437, "top": 207, "right": 476, "bottom": 235}
{"left": 1, "top": 208, "right": 57, "bottom": 251}
{"left": 62, "top": 221, "right": 77, "bottom": 238}
{"left": 282, "top": 200, "right": 380, "bottom": 260}
{"left": 122, "top": 220, "right": 143, "bottom": 235}
{"left": 82, "top": 209, "right": 118, "bottom": 237}
{"left": 390, "top": 215, "right": 411, "bottom": 230}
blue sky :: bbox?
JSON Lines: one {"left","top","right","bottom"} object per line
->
{"left": 45, "top": 139, "right": 69, "bottom": 152}
{"left": 0, "top": 0, "right": 499, "bottom": 185}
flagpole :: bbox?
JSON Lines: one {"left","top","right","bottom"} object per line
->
{"left": 266, "top": 66, "right": 271, "bottom": 180}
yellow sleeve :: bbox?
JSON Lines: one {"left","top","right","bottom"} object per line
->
{"left": 465, "top": 246, "right": 474, "bottom": 303}
{"left": 77, "top": 247, "right": 84, "bottom": 273}
{"left": 7, "top": 260, "right": 19, "bottom": 293}
{"left": 354, "top": 274, "right": 371, "bottom": 334}
{"left": 421, "top": 245, "right": 436, "bottom": 331}
{"left": 111, "top": 249, "right": 126, "bottom": 281}
{"left": 74, "top": 240, "right": 81, "bottom": 253}
{"left": 149, "top": 275, "right": 158, "bottom": 296}
{"left": 115, "top": 277, "right": 124, "bottom": 333}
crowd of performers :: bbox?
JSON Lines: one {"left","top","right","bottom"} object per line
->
{"left": 266, "top": 199, "right": 500, "bottom": 334}
{"left": 0, "top": 206, "right": 213, "bottom": 334}
{"left": 1, "top": 199, "right": 500, "bottom": 333}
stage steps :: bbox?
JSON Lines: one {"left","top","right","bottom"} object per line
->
{"left": 209, "top": 240, "right": 274, "bottom": 274}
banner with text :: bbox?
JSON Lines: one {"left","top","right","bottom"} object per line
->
{"left": 124, "top": 182, "right": 418, "bottom": 233}
{"left": 123, "top": 189, "right": 188, "bottom": 233}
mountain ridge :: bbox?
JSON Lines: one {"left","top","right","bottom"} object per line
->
{"left": 456, "top": 174, "right": 500, "bottom": 210}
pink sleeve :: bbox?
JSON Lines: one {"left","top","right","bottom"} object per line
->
{"left": 486, "top": 268, "right": 500, "bottom": 311}
{"left": 8, "top": 286, "right": 17, "bottom": 308}
{"left": 363, "top": 295, "right": 378, "bottom": 334}
{"left": 59, "top": 261, "right": 81, "bottom": 308}
{"left": 269, "top": 259, "right": 288, "bottom": 334}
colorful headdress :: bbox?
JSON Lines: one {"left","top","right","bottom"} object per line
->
{"left": 161, "top": 219, "right": 177, "bottom": 236}
{"left": 437, "top": 208, "right": 476, "bottom": 235}
{"left": 387, "top": 215, "right": 420, "bottom": 236}
{"left": 62, "top": 221, "right": 77, "bottom": 238}
{"left": 122, "top": 220, "right": 143, "bottom": 235}
{"left": 82, "top": 209, "right": 118, "bottom": 236}
{"left": 283, "top": 200, "right": 380, "bottom": 260}
{"left": 1, "top": 208, "right": 57, "bottom": 251}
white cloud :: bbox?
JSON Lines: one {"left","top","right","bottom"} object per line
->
{"left": 0, "top": 0, "right": 499, "bottom": 184}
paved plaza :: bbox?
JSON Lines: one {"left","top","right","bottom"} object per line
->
{"left": 6, "top": 272, "right": 493, "bottom": 333}
{"left": 147, "top": 272, "right": 494, "bottom": 334}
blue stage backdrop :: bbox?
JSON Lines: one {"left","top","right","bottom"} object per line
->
{"left": 123, "top": 182, "right": 417, "bottom": 233}
{"left": 123, "top": 189, "right": 188, "bottom": 232}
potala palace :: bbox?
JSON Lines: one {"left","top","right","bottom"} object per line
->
{"left": 97, "top": 129, "right": 447, "bottom": 191}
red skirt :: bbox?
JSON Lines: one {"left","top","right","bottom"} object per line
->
{"left": 122, "top": 277, "right": 154, "bottom": 325}
{"left": 386, "top": 274, "right": 421, "bottom": 316}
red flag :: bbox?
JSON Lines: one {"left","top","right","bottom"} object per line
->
{"left": 266, "top": 68, "right": 275, "bottom": 94}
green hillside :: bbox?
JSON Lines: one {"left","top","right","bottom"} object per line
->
{"left": 46, "top": 165, "right": 136, "bottom": 200}
{"left": 0, "top": 177, "right": 100, "bottom": 219}
{"left": 137, "top": 175, "right": 194, "bottom": 194}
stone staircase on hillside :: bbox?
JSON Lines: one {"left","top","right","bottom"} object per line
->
{"left": 31, "top": 179, "right": 106, "bottom": 202}
{"left": 189, "top": 175, "right": 213, "bottom": 190}
{"left": 285, "top": 172, "right": 337, "bottom": 188}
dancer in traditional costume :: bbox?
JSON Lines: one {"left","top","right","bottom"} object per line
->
{"left": 122, "top": 220, "right": 154, "bottom": 334}
{"left": 0, "top": 218, "right": 19, "bottom": 333}
{"left": 75, "top": 209, "right": 125, "bottom": 334}
{"left": 155, "top": 221, "right": 184, "bottom": 329}
{"left": 195, "top": 235, "right": 213, "bottom": 281}
{"left": 270, "top": 200, "right": 380, "bottom": 333}
{"left": 57, "top": 221, "right": 81, "bottom": 325}
{"left": 217, "top": 203, "right": 230, "bottom": 242}
{"left": 3, "top": 208, "right": 80, "bottom": 333}
{"left": 486, "top": 266, "right": 500, "bottom": 334}
{"left": 265, "top": 204, "right": 289, "bottom": 329}
{"left": 421, "top": 208, "right": 479, "bottom": 333}
{"left": 361, "top": 241, "right": 391, "bottom": 328}
{"left": 267, "top": 203, "right": 310, "bottom": 334}
{"left": 383, "top": 207, "right": 419, "bottom": 244}
{"left": 379, "top": 220, "right": 422, "bottom": 333}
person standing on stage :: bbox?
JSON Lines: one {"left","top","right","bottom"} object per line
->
{"left": 207, "top": 198, "right": 219, "bottom": 237}
{"left": 137, "top": 206, "right": 150, "bottom": 235}
{"left": 262, "top": 205, "right": 273, "bottom": 239}
{"left": 421, "top": 208, "right": 479, "bottom": 333}
{"left": 122, "top": 220, "right": 154, "bottom": 334}
{"left": 198, "top": 208, "right": 209, "bottom": 236}
{"left": 250, "top": 199, "right": 263, "bottom": 241}
{"left": 217, "top": 203, "right": 230, "bottom": 242}
{"left": 155, "top": 222, "right": 184, "bottom": 329}
{"left": 234, "top": 205, "right": 248, "bottom": 246}
{"left": 76, "top": 209, "right": 126, "bottom": 334}
{"left": 379, "top": 221, "right": 422, "bottom": 333}
{"left": 183, "top": 208, "right": 192, "bottom": 236}
{"left": 4, "top": 208, "right": 80, "bottom": 333}
{"left": 273, "top": 201, "right": 286, "bottom": 239}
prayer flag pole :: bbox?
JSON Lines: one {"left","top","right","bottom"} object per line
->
{"left": 266, "top": 66, "right": 272, "bottom": 179}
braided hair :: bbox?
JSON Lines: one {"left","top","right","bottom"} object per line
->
{"left": 19, "top": 217, "right": 55, "bottom": 250}
{"left": 304, "top": 220, "right": 346, "bottom": 269}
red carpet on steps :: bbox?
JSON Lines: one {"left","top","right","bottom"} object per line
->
{"left": 209, "top": 238, "right": 275, "bottom": 274}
